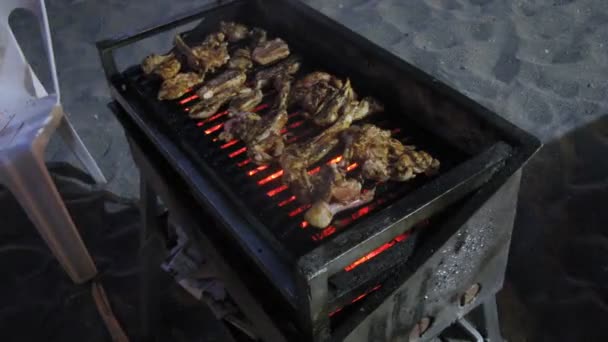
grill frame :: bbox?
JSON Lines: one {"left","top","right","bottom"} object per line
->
{"left": 97, "top": 0, "right": 541, "bottom": 339}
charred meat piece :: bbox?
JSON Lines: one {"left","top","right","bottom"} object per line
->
{"left": 219, "top": 21, "right": 249, "bottom": 42}
{"left": 221, "top": 76, "right": 292, "bottom": 164}
{"left": 229, "top": 87, "right": 263, "bottom": 112}
{"left": 249, "top": 27, "right": 268, "bottom": 49}
{"left": 228, "top": 48, "right": 253, "bottom": 71}
{"left": 189, "top": 89, "right": 238, "bottom": 119}
{"left": 252, "top": 38, "right": 290, "bottom": 65}
{"left": 141, "top": 53, "right": 181, "bottom": 79}
{"left": 254, "top": 56, "right": 301, "bottom": 89}
{"left": 280, "top": 104, "right": 357, "bottom": 203}
{"left": 175, "top": 33, "right": 229, "bottom": 74}
{"left": 304, "top": 166, "right": 375, "bottom": 228}
{"left": 341, "top": 124, "right": 440, "bottom": 182}
{"left": 197, "top": 70, "right": 247, "bottom": 100}
{"left": 158, "top": 72, "right": 204, "bottom": 100}
{"left": 311, "top": 79, "right": 355, "bottom": 126}
{"left": 290, "top": 72, "right": 341, "bottom": 115}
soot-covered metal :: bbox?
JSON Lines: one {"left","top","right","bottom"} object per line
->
{"left": 98, "top": 0, "right": 540, "bottom": 341}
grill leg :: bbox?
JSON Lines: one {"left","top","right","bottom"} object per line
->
{"left": 480, "top": 296, "right": 503, "bottom": 342}
{"left": 139, "top": 179, "right": 166, "bottom": 340}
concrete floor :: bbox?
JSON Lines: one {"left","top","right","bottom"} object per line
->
{"left": 4, "top": 0, "right": 608, "bottom": 340}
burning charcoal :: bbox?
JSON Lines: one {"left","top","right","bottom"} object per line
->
{"left": 252, "top": 38, "right": 290, "bottom": 65}
{"left": 141, "top": 52, "right": 181, "bottom": 79}
{"left": 219, "top": 21, "right": 249, "bottom": 42}
{"left": 158, "top": 72, "right": 204, "bottom": 101}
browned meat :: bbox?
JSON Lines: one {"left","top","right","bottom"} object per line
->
{"left": 305, "top": 181, "right": 375, "bottom": 229}
{"left": 254, "top": 56, "right": 301, "bottom": 89}
{"left": 310, "top": 79, "right": 355, "bottom": 126}
{"left": 249, "top": 27, "right": 268, "bottom": 49}
{"left": 158, "top": 72, "right": 204, "bottom": 100}
{"left": 189, "top": 89, "right": 238, "bottom": 119}
{"left": 290, "top": 72, "right": 338, "bottom": 113}
{"left": 252, "top": 38, "right": 290, "bottom": 65}
{"left": 175, "top": 33, "right": 229, "bottom": 74}
{"left": 280, "top": 102, "right": 357, "bottom": 203}
{"left": 196, "top": 70, "right": 247, "bottom": 100}
{"left": 141, "top": 53, "right": 181, "bottom": 79}
{"left": 341, "top": 124, "right": 440, "bottom": 182}
{"left": 220, "top": 76, "right": 291, "bottom": 164}
{"left": 219, "top": 21, "right": 249, "bottom": 42}
{"left": 228, "top": 48, "right": 253, "bottom": 71}
{"left": 229, "top": 87, "right": 263, "bottom": 112}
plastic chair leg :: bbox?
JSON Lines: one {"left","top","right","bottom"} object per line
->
{"left": 56, "top": 116, "right": 107, "bottom": 185}
{"left": 0, "top": 149, "right": 97, "bottom": 284}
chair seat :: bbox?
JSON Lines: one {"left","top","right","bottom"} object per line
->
{"left": 0, "top": 95, "right": 61, "bottom": 155}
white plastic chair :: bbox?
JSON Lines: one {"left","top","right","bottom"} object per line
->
{"left": 0, "top": 0, "right": 105, "bottom": 284}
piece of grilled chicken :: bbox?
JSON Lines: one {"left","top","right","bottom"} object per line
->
{"left": 141, "top": 52, "right": 181, "bottom": 80}
{"left": 197, "top": 70, "right": 247, "bottom": 100}
{"left": 254, "top": 56, "right": 301, "bottom": 89}
{"left": 304, "top": 165, "right": 376, "bottom": 228}
{"left": 158, "top": 72, "right": 204, "bottom": 101}
{"left": 252, "top": 38, "right": 290, "bottom": 65}
{"left": 292, "top": 72, "right": 384, "bottom": 126}
{"left": 175, "top": 33, "right": 229, "bottom": 74}
{"left": 229, "top": 87, "right": 264, "bottom": 112}
{"left": 341, "top": 124, "right": 440, "bottom": 182}
{"left": 220, "top": 75, "right": 292, "bottom": 164}
{"left": 228, "top": 48, "right": 253, "bottom": 71}
{"left": 219, "top": 21, "right": 249, "bottom": 42}
{"left": 279, "top": 96, "right": 358, "bottom": 204}
{"left": 188, "top": 70, "right": 247, "bottom": 118}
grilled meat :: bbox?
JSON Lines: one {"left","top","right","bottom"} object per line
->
{"left": 175, "top": 33, "right": 229, "bottom": 74}
{"left": 228, "top": 48, "right": 253, "bottom": 71}
{"left": 197, "top": 70, "right": 247, "bottom": 100}
{"left": 252, "top": 38, "right": 290, "bottom": 65}
{"left": 158, "top": 72, "right": 204, "bottom": 100}
{"left": 141, "top": 53, "right": 181, "bottom": 79}
{"left": 341, "top": 124, "right": 440, "bottom": 182}
{"left": 290, "top": 72, "right": 338, "bottom": 113}
{"left": 229, "top": 87, "right": 263, "bottom": 112}
{"left": 305, "top": 182, "right": 375, "bottom": 229}
{"left": 310, "top": 79, "right": 355, "bottom": 126}
{"left": 280, "top": 103, "right": 357, "bottom": 203}
{"left": 249, "top": 27, "right": 268, "bottom": 49}
{"left": 220, "top": 76, "right": 291, "bottom": 164}
{"left": 254, "top": 56, "right": 301, "bottom": 89}
{"left": 189, "top": 89, "right": 238, "bottom": 119}
{"left": 219, "top": 21, "right": 249, "bottom": 42}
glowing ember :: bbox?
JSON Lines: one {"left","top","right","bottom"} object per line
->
{"left": 300, "top": 221, "right": 309, "bottom": 228}
{"left": 204, "top": 123, "right": 224, "bottom": 135}
{"left": 228, "top": 147, "right": 247, "bottom": 158}
{"left": 258, "top": 170, "right": 284, "bottom": 185}
{"left": 278, "top": 195, "right": 296, "bottom": 207}
{"left": 237, "top": 159, "right": 252, "bottom": 167}
{"left": 312, "top": 226, "right": 336, "bottom": 241}
{"left": 179, "top": 94, "right": 199, "bottom": 105}
{"left": 220, "top": 139, "right": 239, "bottom": 149}
{"left": 344, "top": 232, "right": 411, "bottom": 272}
{"left": 346, "top": 163, "right": 358, "bottom": 172}
{"left": 288, "top": 120, "right": 304, "bottom": 129}
{"left": 267, "top": 184, "right": 288, "bottom": 197}
{"left": 288, "top": 204, "right": 311, "bottom": 217}
{"left": 247, "top": 165, "right": 269, "bottom": 176}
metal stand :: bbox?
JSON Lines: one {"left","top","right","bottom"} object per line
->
{"left": 454, "top": 297, "right": 504, "bottom": 342}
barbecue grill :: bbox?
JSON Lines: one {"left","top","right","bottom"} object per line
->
{"left": 97, "top": 0, "right": 540, "bottom": 340}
